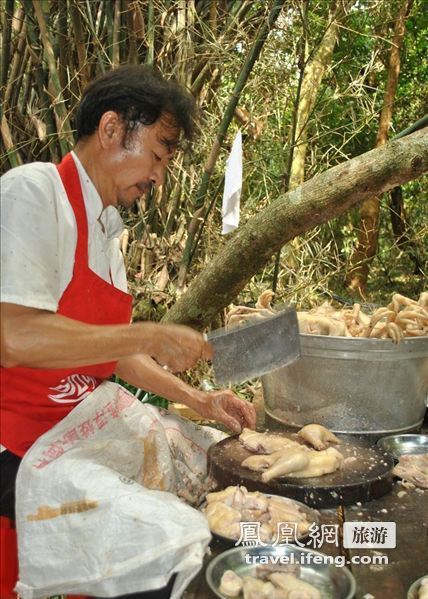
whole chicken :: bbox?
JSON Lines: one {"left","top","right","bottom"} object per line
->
{"left": 255, "top": 447, "right": 343, "bottom": 482}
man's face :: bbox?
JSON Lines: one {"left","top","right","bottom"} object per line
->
{"left": 102, "top": 115, "right": 179, "bottom": 209}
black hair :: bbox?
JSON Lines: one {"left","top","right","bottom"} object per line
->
{"left": 75, "top": 65, "right": 196, "bottom": 143}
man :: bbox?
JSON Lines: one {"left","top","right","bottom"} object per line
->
{"left": 1, "top": 65, "right": 256, "bottom": 598}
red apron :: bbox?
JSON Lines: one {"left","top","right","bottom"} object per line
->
{"left": 0, "top": 153, "right": 132, "bottom": 598}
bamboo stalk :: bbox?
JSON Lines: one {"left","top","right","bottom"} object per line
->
{"left": 272, "top": 0, "right": 309, "bottom": 293}
{"left": 20, "top": 62, "right": 33, "bottom": 113}
{"left": 4, "top": 8, "right": 27, "bottom": 107}
{"left": 32, "top": 0, "right": 74, "bottom": 155}
{"left": 70, "top": 0, "right": 89, "bottom": 86}
{"left": 10, "top": 46, "right": 30, "bottom": 114}
{"left": 112, "top": 0, "right": 121, "bottom": 66}
{"left": 179, "top": 0, "right": 286, "bottom": 283}
{"left": 124, "top": 0, "right": 138, "bottom": 64}
{"left": 57, "top": 0, "right": 70, "bottom": 100}
{"left": 84, "top": 0, "right": 108, "bottom": 73}
{"left": 1, "top": 0, "right": 14, "bottom": 88}
{"left": 1, "top": 112, "right": 23, "bottom": 167}
{"left": 105, "top": 0, "right": 114, "bottom": 63}
{"left": 145, "top": 0, "right": 155, "bottom": 66}
{"left": 22, "top": 0, "right": 61, "bottom": 161}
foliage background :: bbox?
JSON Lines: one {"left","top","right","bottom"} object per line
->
{"left": 1, "top": 0, "right": 427, "bottom": 321}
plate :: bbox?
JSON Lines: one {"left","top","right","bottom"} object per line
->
{"left": 206, "top": 545, "right": 356, "bottom": 599}
{"left": 202, "top": 492, "right": 319, "bottom": 546}
{"left": 377, "top": 434, "right": 428, "bottom": 461}
{"left": 407, "top": 574, "right": 428, "bottom": 598}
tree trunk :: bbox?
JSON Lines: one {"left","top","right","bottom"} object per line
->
{"left": 162, "top": 128, "right": 428, "bottom": 328}
{"left": 289, "top": 2, "right": 352, "bottom": 189}
{"left": 347, "top": 0, "right": 413, "bottom": 296}
{"left": 389, "top": 185, "right": 424, "bottom": 274}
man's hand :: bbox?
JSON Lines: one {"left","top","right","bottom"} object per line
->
{"left": 193, "top": 390, "right": 257, "bottom": 434}
{"left": 147, "top": 324, "right": 212, "bottom": 372}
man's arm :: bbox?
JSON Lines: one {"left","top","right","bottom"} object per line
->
{"left": 115, "top": 353, "right": 257, "bottom": 433}
{"left": 1, "top": 303, "right": 211, "bottom": 373}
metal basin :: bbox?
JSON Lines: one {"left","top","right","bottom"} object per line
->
{"left": 206, "top": 544, "right": 356, "bottom": 599}
{"left": 262, "top": 335, "right": 428, "bottom": 435}
{"left": 377, "top": 434, "right": 428, "bottom": 460}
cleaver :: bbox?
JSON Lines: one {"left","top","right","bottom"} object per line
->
{"left": 207, "top": 305, "right": 301, "bottom": 385}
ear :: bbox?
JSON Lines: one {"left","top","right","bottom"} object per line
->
{"left": 97, "top": 111, "right": 123, "bottom": 148}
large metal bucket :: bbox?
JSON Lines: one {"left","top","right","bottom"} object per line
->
{"left": 262, "top": 335, "right": 428, "bottom": 435}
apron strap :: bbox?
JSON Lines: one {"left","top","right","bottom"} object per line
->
{"left": 57, "top": 153, "right": 89, "bottom": 272}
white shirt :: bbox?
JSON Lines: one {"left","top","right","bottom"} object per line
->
{"left": 1, "top": 152, "right": 127, "bottom": 312}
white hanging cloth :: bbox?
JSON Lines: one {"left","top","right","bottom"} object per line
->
{"left": 222, "top": 130, "right": 242, "bottom": 234}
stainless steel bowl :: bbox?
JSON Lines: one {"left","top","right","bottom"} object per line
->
{"left": 377, "top": 434, "right": 428, "bottom": 461}
{"left": 206, "top": 545, "right": 356, "bottom": 599}
{"left": 407, "top": 574, "right": 428, "bottom": 598}
{"left": 262, "top": 335, "right": 428, "bottom": 435}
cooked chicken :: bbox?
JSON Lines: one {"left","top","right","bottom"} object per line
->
{"left": 268, "top": 573, "right": 321, "bottom": 599}
{"left": 268, "top": 496, "right": 308, "bottom": 522}
{"left": 418, "top": 577, "right": 428, "bottom": 599}
{"left": 205, "top": 501, "right": 241, "bottom": 538}
{"left": 219, "top": 570, "right": 243, "bottom": 597}
{"left": 206, "top": 485, "right": 246, "bottom": 507}
{"left": 242, "top": 576, "right": 275, "bottom": 599}
{"left": 261, "top": 448, "right": 311, "bottom": 483}
{"left": 256, "top": 446, "right": 343, "bottom": 482}
{"left": 227, "top": 290, "right": 428, "bottom": 344}
{"left": 270, "top": 590, "right": 291, "bottom": 599}
{"left": 393, "top": 454, "right": 428, "bottom": 489}
{"left": 240, "top": 491, "right": 270, "bottom": 511}
{"left": 259, "top": 522, "right": 275, "bottom": 543}
{"left": 241, "top": 452, "right": 280, "bottom": 471}
{"left": 298, "top": 424, "right": 340, "bottom": 451}
{"left": 239, "top": 428, "right": 299, "bottom": 454}
{"left": 204, "top": 486, "right": 314, "bottom": 544}
{"left": 297, "top": 312, "right": 348, "bottom": 337}
{"left": 289, "top": 447, "right": 343, "bottom": 478}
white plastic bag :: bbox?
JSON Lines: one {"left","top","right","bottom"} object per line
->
{"left": 15, "top": 381, "right": 226, "bottom": 598}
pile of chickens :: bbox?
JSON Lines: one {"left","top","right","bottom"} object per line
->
{"left": 226, "top": 291, "right": 428, "bottom": 344}
{"left": 204, "top": 485, "right": 315, "bottom": 543}
{"left": 219, "top": 567, "right": 320, "bottom": 599}
{"left": 240, "top": 424, "right": 343, "bottom": 482}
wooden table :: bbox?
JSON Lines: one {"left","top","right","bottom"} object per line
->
{"left": 183, "top": 419, "right": 428, "bottom": 599}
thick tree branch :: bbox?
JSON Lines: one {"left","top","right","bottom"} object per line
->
{"left": 163, "top": 128, "right": 428, "bottom": 327}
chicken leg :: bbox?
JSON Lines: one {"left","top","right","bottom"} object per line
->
{"left": 298, "top": 424, "right": 340, "bottom": 451}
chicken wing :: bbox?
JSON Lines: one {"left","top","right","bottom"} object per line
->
{"left": 298, "top": 424, "right": 340, "bottom": 451}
